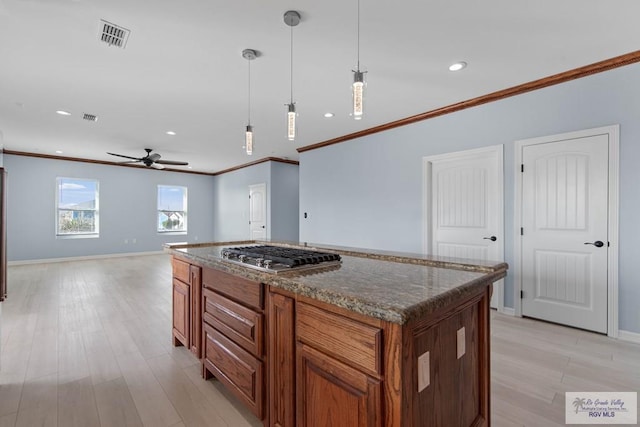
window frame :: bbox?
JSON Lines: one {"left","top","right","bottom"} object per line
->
{"left": 55, "top": 177, "right": 100, "bottom": 238}
{"left": 157, "top": 185, "right": 188, "bottom": 234}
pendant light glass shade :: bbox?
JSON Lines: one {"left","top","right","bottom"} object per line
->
{"left": 245, "top": 125, "right": 253, "bottom": 155}
{"left": 352, "top": 70, "right": 364, "bottom": 120}
{"left": 287, "top": 103, "right": 296, "bottom": 141}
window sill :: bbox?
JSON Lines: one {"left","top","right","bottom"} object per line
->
{"left": 56, "top": 233, "right": 100, "bottom": 240}
{"left": 158, "top": 231, "right": 187, "bottom": 236}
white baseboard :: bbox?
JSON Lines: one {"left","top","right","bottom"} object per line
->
{"left": 617, "top": 329, "right": 640, "bottom": 344}
{"left": 8, "top": 251, "right": 166, "bottom": 266}
{"left": 499, "top": 307, "right": 516, "bottom": 316}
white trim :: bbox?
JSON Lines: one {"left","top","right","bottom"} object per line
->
{"left": 513, "top": 125, "right": 620, "bottom": 337}
{"left": 422, "top": 145, "right": 505, "bottom": 312}
{"left": 617, "top": 330, "right": 640, "bottom": 344}
{"left": 500, "top": 307, "right": 516, "bottom": 316}
{"left": 8, "top": 250, "right": 165, "bottom": 266}
{"left": 421, "top": 159, "right": 432, "bottom": 254}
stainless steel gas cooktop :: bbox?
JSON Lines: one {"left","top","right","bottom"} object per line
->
{"left": 220, "top": 245, "right": 342, "bottom": 274}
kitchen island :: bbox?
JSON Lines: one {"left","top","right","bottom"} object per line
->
{"left": 165, "top": 240, "right": 507, "bottom": 427}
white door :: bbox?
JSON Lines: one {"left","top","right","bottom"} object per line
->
{"left": 424, "top": 145, "right": 504, "bottom": 309}
{"left": 249, "top": 183, "right": 267, "bottom": 240}
{"left": 520, "top": 134, "right": 609, "bottom": 333}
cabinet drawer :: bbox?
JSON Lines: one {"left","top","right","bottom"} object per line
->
{"left": 297, "top": 302, "right": 382, "bottom": 375}
{"left": 203, "top": 323, "right": 264, "bottom": 419}
{"left": 202, "top": 267, "right": 263, "bottom": 310}
{"left": 172, "top": 258, "right": 190, "bottom": 283}
{"left": 203, "top": 288, "right": 264, "bottom": 357}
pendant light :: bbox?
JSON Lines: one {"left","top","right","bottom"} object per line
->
{"left": 352, "top": 0, "right": 366, "bottom": 120}
{"left": 284, "top": 11, "right": 300, "bottom": 141}
{"left": 242, "top": 49, "right": 257, "bottom": 155}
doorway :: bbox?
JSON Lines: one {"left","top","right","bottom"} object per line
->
{"left": 249, "top": 183, "right": 267, "bottom": 240}
{"left": 515, "top": 125, "right": 619, "bottom": 335}
{"left": 423, "top": 145, "right": 504, "bottom": 309}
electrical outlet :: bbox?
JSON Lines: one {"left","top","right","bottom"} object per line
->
{"left": 132, "top": 238, "right": 136, "bottom": 244}
{"left": 124, "top": 239, "right": 128, "bottom": 244}
{"left": 457, "top": 327, "right": 466, "bottom": 359}
{"left": 418, "top": 351, "right": 430, "bottom": 392}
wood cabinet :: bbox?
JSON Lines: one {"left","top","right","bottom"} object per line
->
{"left": 266, "top": 284, "right": 492, "bottom": 427}
{"left": 169, "top": 253, "right": 495, "bottom": 427}
{"left": 171, "top": 257, "right": 202, "bottom": 358}
{"left": 267, "top": 290, "right": 295, "bottom": 427}
{"left": 410, "top": 292, "right": 490, "bottom": 427}
{"left": 297, "top": 343, "right": 382, "bottom": 427}
{"left": 201, "top": 267, "right": 265, "bottom": 420}
{"left": 172, "top": 278, "right": 189, "bottom": 347}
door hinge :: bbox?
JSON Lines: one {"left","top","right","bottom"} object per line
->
{"left": 521, "top": 164, "right": 524, "bottom": 173}
{"left": 520, "top": 290, "right": 524, "bottom": 299}
{"left": 520, "top": 227, "right": 524, "bottom": 236}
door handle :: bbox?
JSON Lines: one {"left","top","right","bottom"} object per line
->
{"left": 261, "top": 225, "right": 265, "bottom": 228}
{"left": 584, "top": 240, "right": 604, "bottom": 248}
{"left": 483, "top": 236, "right": 497, "bottom": 242}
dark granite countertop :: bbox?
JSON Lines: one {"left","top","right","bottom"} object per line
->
{"left": 165, "top": 240, "right": 507, "bottom": 324}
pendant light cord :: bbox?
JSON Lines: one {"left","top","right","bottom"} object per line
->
{"left": 247, "top": 58, "right": 251, "bottom": 126}
{"left": 290, "top": 24, "right": 294, "bottom": 104}
{"left": 356, "top": 0, "right": 360, "bottom": 70}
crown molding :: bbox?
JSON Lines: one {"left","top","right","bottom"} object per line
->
{"left": 298, "top": 49, "right": 640, "bottom": 153}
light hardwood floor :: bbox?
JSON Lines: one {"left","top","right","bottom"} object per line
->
{"left": 1, "top": 254, "right": 639, "bottom": 426}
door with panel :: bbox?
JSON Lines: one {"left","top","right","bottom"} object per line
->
{"left": 249, "top": 183, "right": 267, "bottom": 240}
{"left": 296, "top": 343, "right": 381, "bottom": 427}
{"left": 425, "top": 146, "right": 504, "bottom": 308}
{"left": 520, "top": 133, "right": 609, "bottom": 333}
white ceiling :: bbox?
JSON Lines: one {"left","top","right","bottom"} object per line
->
{"left": 1, "top": 0, "right": 639, "bottom": 173}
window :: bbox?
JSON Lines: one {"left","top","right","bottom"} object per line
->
{"left": 158, "top": 185, "right": 187, "bottom": 232}
{"left": 56, "top": 177, "right": 99, "bottom": 236}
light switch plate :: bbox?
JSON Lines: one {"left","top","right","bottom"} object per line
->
{"left": 457, "top": 327, "right": 466, "bottom": 359}
{"left": 418, "top": 351, "right": 430, "bottom": 392}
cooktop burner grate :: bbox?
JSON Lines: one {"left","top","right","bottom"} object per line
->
{"left": 219, "top": 245, "right": 342, "bottom": 273}
{"left": 222, "top": 245, "right": 341, "bottom": 266}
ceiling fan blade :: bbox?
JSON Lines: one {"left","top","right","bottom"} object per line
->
{"left": 107, "top": 152, "right": 141, "bottom": 161}
{"left": 155, "top": 160, "right": 189, "bottom": 166}
{"left": 151, "top": 163, "right": 165, "bottom": 170}
{"left": 148, "top": 153, "right": 161, "bottom": 162}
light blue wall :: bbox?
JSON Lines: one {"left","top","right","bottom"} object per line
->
{"left": 212, "top": 160, "right": 299, "bottom": 242}
{"left": 300, "top": 61, "right": 640, "bottom": 334}
{"left": 5, "top": 155, "right": 215, "bottom": 261}
{"left": 212, "top": 161, "right": 271, "bottom": 241}
{"left": 270, "top": 162, "right": 299, "bottom": 242}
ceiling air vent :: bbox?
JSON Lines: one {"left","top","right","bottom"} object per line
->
{"left": 83, "top": 113, "right": 98, "bottom": 122}
{"left": 99, "top": 19, "right": 130, "bottom": 48}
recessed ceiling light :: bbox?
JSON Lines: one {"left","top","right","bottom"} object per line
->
{"left": 449, "top": 61, "right": 467, "bottom": 72}
{"left": 324, "top": 112, "right": 334, "bottom": 118}
{"left": 55, "top": 150, "right": 63, "bottom": 154}
{"left": 166, "top": 131, "right": 176, "bottom": 136}
{"left": 56, "top": 110, "right": 71, "bottom": 116}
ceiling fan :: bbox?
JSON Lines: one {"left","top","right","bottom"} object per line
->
{"left": 107, "top": 148, "right": 189, "bottom": 169}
